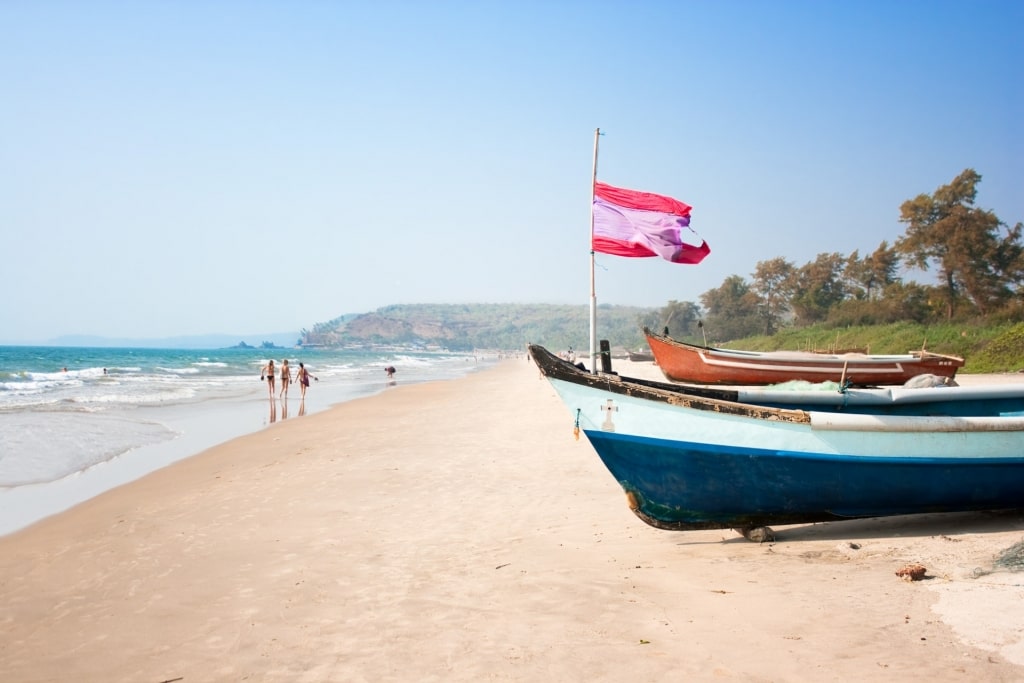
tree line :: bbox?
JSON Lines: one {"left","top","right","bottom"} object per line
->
{"left": 644, "top": 170, "right": 1024, "bottom": 345}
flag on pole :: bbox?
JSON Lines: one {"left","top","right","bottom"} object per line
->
{"left": 592, "top": 181, "right": 710, "bottom": 264}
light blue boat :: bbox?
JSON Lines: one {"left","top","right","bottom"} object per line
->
{"left": 530, "top": 344, "right": 1024, "bottom": 534}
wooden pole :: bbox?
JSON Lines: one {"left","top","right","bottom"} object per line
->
{"left": 589, "top": 127, "right": 600, "bottom": 374}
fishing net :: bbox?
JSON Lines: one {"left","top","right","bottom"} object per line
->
{"left": 993, "top": 540, "right": 1024, "bottom": 572}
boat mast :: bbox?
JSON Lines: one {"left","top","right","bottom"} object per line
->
{"left": 589, "top": 127, "right": 600, "bottom": 374}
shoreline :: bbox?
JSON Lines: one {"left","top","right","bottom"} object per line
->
{"left": 0, "top": 360, "right": 493, "bottom": 537}
{"left": 1, "top": 359, "right": 1022, "bottom": 680}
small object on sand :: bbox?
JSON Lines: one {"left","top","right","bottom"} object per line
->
{"left": 895, "top": 563, "right": 927, "bottom": 581}
{"left": 737, "top": 526, "right": 776, "bottom": 543}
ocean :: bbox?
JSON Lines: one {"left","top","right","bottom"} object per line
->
{"left": 0, "top": 345, "right": 498, "bottom": 535}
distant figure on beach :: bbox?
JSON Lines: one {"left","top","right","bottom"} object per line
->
{"left": 261, "top": 359, "right": 276, "bottom": 397}
{"left": 279, "top": 359, "right": 292, "bottom": 399}
{"left": 385, "top": 365, "right": 396, "bottom": 381}
{"left": 296, "top": 362, "right": 317, "bottom": 399}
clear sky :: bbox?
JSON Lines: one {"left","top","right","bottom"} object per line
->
{"left": 2, "top": 1, "right": 1021, "bottom": 343}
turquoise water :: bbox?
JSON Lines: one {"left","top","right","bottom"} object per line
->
{"left": 0, "top": 345, "right": 496, "bottom": 534}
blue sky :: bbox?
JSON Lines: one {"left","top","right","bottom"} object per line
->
{"left": 2, "top": 1, "right": 1021, "bottom": 343}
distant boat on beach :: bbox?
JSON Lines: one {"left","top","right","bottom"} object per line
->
{"left": 627, "top": 348, "right": 655, "bottom": 363}
{"left": 529, "top": 343, "right": 1024, "bottom": 536}
{"left": 644, "top": 327, "right": 965, "bottom": 386}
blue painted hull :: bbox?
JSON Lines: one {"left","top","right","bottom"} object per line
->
{"left": 588, "top": 430, "right": 1024, "bottom": 529}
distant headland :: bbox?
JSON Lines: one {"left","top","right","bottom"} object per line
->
{"left": 228, "top": 341, "right": 285, "bottom": 350}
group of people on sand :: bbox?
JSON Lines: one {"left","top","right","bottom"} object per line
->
{"left": 260, "top": 359, "right": 317, "bottom": 400}
{"left": 260, "top": 360, "right": 398, "bottom": 401}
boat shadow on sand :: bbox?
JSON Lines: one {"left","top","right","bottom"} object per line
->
{"left": 688, "top": 511, "right": 1024, "bottom": 583}
{"left": 677, "top": 509, "right": 1024, "bottom": 546}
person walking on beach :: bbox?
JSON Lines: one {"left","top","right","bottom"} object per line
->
{"left": 385, "top": 365, "right": 396, "bottom": 381}
{"left": 261, "top": 359, "right": 276, "bottom": 398}
{"left": 279, "top": 359, "right": 292, "bottom": 399}
{"left": 296, "top": 362, "right": 317, "bottom": 399}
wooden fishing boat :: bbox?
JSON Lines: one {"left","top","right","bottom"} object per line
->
{"left": 582, "top": 364, "right": 1024, "bottom": 418}
{"left": 529, "top": 344, "right": 1024, "bottom": 533}
{"left": 645, "top": 327, "right": 964, "bottom": 386}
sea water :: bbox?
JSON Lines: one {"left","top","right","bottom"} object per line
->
{"left": 0, "top": 345, "right": 497, "bottom": 535}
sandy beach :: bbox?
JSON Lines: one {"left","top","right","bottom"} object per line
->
{"left": 1, "top": 359, "right": 1023, "bottom": 682}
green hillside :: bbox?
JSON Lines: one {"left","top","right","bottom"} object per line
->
{"left": 302, "top": 304, "right": 1024, "bottom": 374}
{"left": 300, "top": 303, "right": 654, "bottom": 353}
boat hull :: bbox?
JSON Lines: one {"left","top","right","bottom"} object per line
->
{"left": 529, "top": 344, "right": 1024, "bottom": 531}
{"left": 645, "top": 328, "right": 964, "bottom": 386}
{"left": 589, "top": 429, "right": 1024, "bottom": 530}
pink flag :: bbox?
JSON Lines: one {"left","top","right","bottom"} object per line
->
{"left": 592, "top": 181, "right": 710, "bottom": 264}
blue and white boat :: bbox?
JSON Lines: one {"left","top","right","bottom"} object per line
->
{"left": 530, "top": 344, "right": 1024, "bottom": 534}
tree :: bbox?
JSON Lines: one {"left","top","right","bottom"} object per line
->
{"left": 844, "top": 241, "right": 900, "bottom": 301}
{"left": 788, "top": 252, "right": 849, "bottom": 325}
{"left": 651, "top": 300, "right": 702, "bottom": 340}
{"left": 896, "top": 169, "right": 1023, "bottom": 319}
{"left": 699, "top": 275, "right": 762, "bottom": 342}
{"left": 1005, "top": 221, "right": 1024, "bottom": 303}
{"left": 751, "top": 258, "right": 795, "bottom": 335}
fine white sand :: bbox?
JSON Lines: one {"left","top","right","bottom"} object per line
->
{"left": 1, "top": 359, "right": 1022, "bottom": 681}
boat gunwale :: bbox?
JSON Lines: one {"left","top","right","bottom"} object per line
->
{"left": 529, "top": 344, "right": 812, "bottom": 425}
